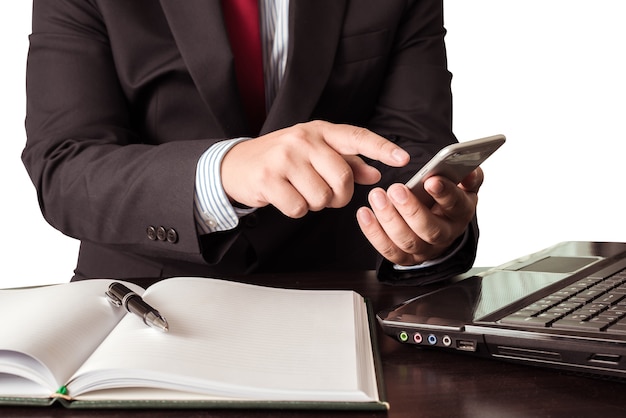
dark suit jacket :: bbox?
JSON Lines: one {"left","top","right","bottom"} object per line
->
{"left": 23, "top": 0, "right": 478, "bottom": 284}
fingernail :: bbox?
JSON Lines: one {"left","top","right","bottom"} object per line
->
{"left": 370, "top": 189, "right": 387, "bottom": 210}
{"left": 426, "top": 178, "right": 444, "bottom": 195}
{"left": 389, "top": 185, "right": 409, "bottom": 204}
{"left": 392, "top": 148, "right": 409, "bottom": 164}
{"left": 357, "top": 207, "right": 373, "bottom": 226}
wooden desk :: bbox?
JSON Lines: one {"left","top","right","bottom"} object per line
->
{"left": 3, "top": 271, "right": 626, "bottom": 417}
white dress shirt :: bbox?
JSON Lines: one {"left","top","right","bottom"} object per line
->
{"left": 194, "top": 0, "right": 289, "bottom": 234}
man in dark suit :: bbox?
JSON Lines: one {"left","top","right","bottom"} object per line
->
{"left": 23, "top": 0, "right": 481, "bottom": 285}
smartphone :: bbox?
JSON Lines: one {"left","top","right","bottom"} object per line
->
{"left": 405, "top": 134, "right": 506, "bottom": 207}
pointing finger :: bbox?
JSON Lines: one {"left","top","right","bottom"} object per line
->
{"left": 316, "top": 121, "right": 410, "bottom": 167}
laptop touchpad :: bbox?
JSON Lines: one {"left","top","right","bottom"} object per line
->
{"left": 515, "top": 256, "right": 597, "bottom": 273}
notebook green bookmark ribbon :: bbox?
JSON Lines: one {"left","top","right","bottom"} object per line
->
{"left": 53, "top": 385, "right": 71, "bottom": 400}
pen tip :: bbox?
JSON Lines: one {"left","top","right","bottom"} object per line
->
{"left": 157, "top": 318, "right": 169, "bottom": 333}
{"left": 149, "top": 316, "right": 169, "bottom": 332}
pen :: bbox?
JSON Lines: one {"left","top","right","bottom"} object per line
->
{"left": 105, "top": 282, "right": 169, "bottom": 332}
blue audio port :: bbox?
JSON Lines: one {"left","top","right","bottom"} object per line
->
{"left": 427, "top": 334, "right": 437, "bottom": 345}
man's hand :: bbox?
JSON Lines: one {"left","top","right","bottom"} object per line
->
{"left": 356, "top": 168, "right": 483, "bottom": 265}
{"left": 221, "top": 120, "right": 410, "bottom": 218}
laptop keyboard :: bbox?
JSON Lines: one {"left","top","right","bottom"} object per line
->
{"left": 500, "top": 268, "right": 626, "bottom": 334}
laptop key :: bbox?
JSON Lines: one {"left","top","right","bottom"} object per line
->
{"left": 500, "top": 314, "right": 553, "bottom": 327}
{"left": 556, "top": 301, "right": 583, "bottom": 310}
{"left": 551, "top": 318, "right": 606, "bottom": 332}
{"left": 578, "top": 289, "right": 605, "bottom": 299}
{"left": 606, "top": 322, "right": 626, "bottom": 335}
{"left": 606, "top": 306, "right": 626, "bottom": 317}
{"left": 597, "top": 293, "right": 624, "bottom": 305}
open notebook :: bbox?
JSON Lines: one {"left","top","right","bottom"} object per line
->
{"left": 0, "top": 277, "right": 386, "bottom": 410}
{"left": 378, "top": 241, "right": 626, "bottom": 380}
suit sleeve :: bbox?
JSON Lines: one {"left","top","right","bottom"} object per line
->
{"left": 23, "top": 0, "right": 209, "bottom": 264}
{"left": 365, "top": 0, "right": 479, "bottom": 283}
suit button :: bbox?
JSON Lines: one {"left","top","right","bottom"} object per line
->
{"left": 166, "top": 228, "right": 178, "bottom": 243}
{"left": 156, "top": 226, "right": 167, "bottom": 241}
{"left": 147, "top": 226, "right": 157, "bottom": 240}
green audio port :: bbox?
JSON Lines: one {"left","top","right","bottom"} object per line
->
{"left": 398, "top": 331, "right": 409, "bottom": 342}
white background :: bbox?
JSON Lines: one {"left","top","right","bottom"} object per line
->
{"left": 2, "top": 1, "right": 625, "bottom": 288}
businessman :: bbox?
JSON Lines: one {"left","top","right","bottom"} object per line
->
{"left": 23, "top": 0, "right": 480, "bottom": 284}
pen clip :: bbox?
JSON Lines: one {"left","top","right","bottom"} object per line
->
{"left": 105, "top": 289, "right": 122, "bottom": 307}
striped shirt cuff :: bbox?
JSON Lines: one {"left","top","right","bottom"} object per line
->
{"left": 194, "top": 138, "right": 256, "bottom": 234}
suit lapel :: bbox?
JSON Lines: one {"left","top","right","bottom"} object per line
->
{"left": 159, "top": 0, "right": 245, "bottom": 135}
{"left": 159, "top": 0, "right": 348, "bottom": 136}
{"left": 263, "top": 0, "right": 348, "bottom": 133}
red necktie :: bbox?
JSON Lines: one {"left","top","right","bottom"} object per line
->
{"left": 222, "top": 0, "right": 266, "bottom": 132}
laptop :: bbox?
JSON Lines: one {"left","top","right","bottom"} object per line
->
{"left": 377, "top": 241, "right": 626, "bottom": 380}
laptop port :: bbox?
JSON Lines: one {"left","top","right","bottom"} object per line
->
{"left": 456, "top": 340, "right": 477, "bottom": 352}
{"left": 589, "top": 353, "right": 621, "bottom": 365}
